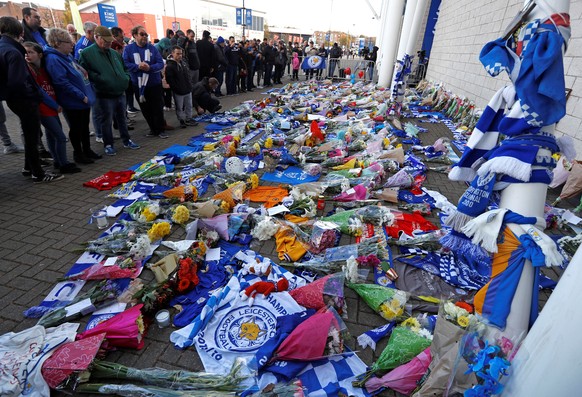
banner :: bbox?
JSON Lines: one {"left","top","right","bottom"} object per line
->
{"left": 301, "top": 55, "right": 327, "bottom": 70}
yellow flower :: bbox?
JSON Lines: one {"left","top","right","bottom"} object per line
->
{"left": 172, "top": 205, "right": 190, "bottom": 224}
{"left": 253, "top": 143, "right": 261, "bottom": 155}
{"left": 148, "top": 221, "right": 171, "bottom": 242}
{"left": 379, "top": 301, "right": 404, "bottom": 321}
{"left": 383, "top": 138, "right": 391, "bottom": 148}
{"left": 136, "top": 315, "right": 145, "bottom": 335}
{"left": 402, "top": 317, "right": 421, "bottom": 330}
{"left": 457, "top": 315, "right": 470, "bottom": 328}
{"left": 265, "top": 137, "right": 273, "bottom": 149}
{"left": 142, "top": 207, "right": 158, "bottom": 222}
{"left": 248, "top": 174, "right": 259, "bottom": 189}
{"left": 203, "top": 143, "right": 217, "bottom": 151}
{"left": 220, "top": 200, "right": 231, "bottom": 213}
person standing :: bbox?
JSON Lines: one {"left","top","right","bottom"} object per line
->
{"left": 196, "top": 30, "right": 216, "bottom": 80}
{"left": 262, "top": 39, "right": 275, "bottom": 87}
{"left": 44, "top": 28, "right": 100, "bottom": 164}
{"left": 213, "top": 36, "right": 227, "bottom": 96}
{"left": 328, "top": 42, "right": 342, "bottom": 78}
{"left": 111, "top": 26, "right": 139, "bottom": 114}
{"left": 0, "top": 101, "right": 24, "bottom": 154}
{"left": 123, "top": 25, "right": 168, "bottom": 139}
{"left": 0, "top": 17, "right": 62, "bottom": 182}
{"left": 365, "top": 46, "right": 378, "bottom": 81}
{"left": 21, "top": 7, "right": 46, "bottom": 46}
{"left": 183, "top": 29, "right": 200, "bottom": 87}
{"left": 74, "top": 21, "right": 97, "bottom": 60}
{"left": 224, "top": 36, "right": 240, "bottom": 95}
{"left": 165, "top": 46, "right": 196, "bottom": 128}
{"left": 79, "top": 26, "right": 139, "bottom": 156}
{"left": 24, "top": 41, "right": 80, "bottom": 174}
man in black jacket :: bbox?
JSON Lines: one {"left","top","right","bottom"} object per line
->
{"left": 165, "top": 46, "right": 197, "bottom": 128}
{"left": 262, "top": 39, "right": 275, "bottom": 87}
{"left": 213, "top": 36, "right": 227, "bottom": 96}
{"left": 21, "top": 7, "right": 46, "bottom": 46}
{"left": 192, "top": 77, "right": 221, "bottom": 115}
{"left": 196, "top": 30, "right": 216, "bottom": 80}
{"left": 0, "top": 17, "right": 61, "bottom": 183}
{"left": 183, "top": 29, "right": 200, "bottom": 86}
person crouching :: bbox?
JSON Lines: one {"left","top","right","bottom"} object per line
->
{"left": 192, "top": 77, "right": 222, "bottom": 115}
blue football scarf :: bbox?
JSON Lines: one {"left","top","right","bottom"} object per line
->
{"left": 357, "top": 322, "right": 396, "bottom": 350}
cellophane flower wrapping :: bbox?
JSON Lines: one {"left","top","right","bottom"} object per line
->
{"left": 252, "top": 216, "right": 281, "bottom": 241}
{"left": 349, "top": 283, "right": 409, "bottom": 322}
{"left": 371, "top": 318, "right": 434, "bottom": 372}
{"left": 413, "top": 302, "right": 479, "bottom": 397}
{"left": 126, "top": 201, "right": 160, "bottom": 223}
{"left": 76, "top": 304, "right": 146, "bottom": 350}
{"left": 449, "top": 320, "right": 524, "bottom": 397}
{"left": 323, "top": 209, "right": 364, "bottom": 236}
{"left": 309, "top": 221, "right": 341, "bottom": 254}
{"left": 289, "top": 273, "right": 347, "bottom": 318}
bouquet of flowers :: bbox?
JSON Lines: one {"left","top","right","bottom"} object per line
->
{"left": 354, "top": 315, "right": 436, "bottom": 387}
{"left": 163, "top": 185, "right": 199, "bottom": 202}
{"left": 85, "top": 359, "right": 246, "bottom": 391}
{"left": 64, "top": 256, "right": 143, "bottom": 281}
{"left": 284, "top": 188, "right": 317, "bottom": 218}
{"left": 77, "top": 304, "right": 147, "bottom": 350}
{"left": 356, "top": 205, "right": 394, "bottom": 226}
{"left": 175, "top": 242, "right": 206, "bottom": 294}
{"left": 133, "top": 278, "right": 177, "bottom": 318}
{"left": 323, "top": 209, "right": 364, "bottom": 237}
{"left": 349, "top": 283, "right": 409, "bottom": 322}
{"left": 37, "top": 280, "right": 122, "bottom": 327}
{"left": 147, "top": 221, "right": 172, "bottom": 242}
{"left": 125, "top": 200, "right": 161, "bottom": 223}
{"left": 263, "top": 149, "right": 282, "bottom": 172}
{"left": 308, "top": 221, "right": 341, "bottom": 254}
{"left": 171, "top": 205, "right": 190, "bottom": 225}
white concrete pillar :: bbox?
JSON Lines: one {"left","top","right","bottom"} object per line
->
{"left": 377, "top": 0, "right": 406, "bottom": 87}
{"left": 405, "top": 0, "right": 428, "bottom": 57}
{"left": 390, "top": 0, "right": 418, "bottom": 93}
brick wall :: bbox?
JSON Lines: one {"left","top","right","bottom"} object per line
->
{"left": 425, "top": 0, "right": 582, "bottom": 157}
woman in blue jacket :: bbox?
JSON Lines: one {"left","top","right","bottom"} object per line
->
{"left": 44, "top": 28, "right": 101, "bottom": 164}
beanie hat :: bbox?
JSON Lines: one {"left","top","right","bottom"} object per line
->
{"left": 216, "top": 36, "right": 225, "bottom": 44}
{"left": 203, "top": 30, "right": 211, "bottom": 38}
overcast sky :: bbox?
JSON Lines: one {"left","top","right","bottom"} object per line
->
{"left": 36, "top": 0, "right": 384, "bottom": 37}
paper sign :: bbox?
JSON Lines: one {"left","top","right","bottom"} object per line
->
{"left": 205, "top": 248, "right": 221, "bottom": 261}
{"left": 267, "top": 205, "right": 290, "bottom": 216}
{"left": 103, "top": 257, "right": 117, "bottom": 267}
{"left": 562, "top": 210, "right": 582, "bottom": 225}
{"left": 65, "top": 298, "right": 95, "bottom": 317}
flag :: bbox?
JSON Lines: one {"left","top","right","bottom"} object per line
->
{"left": 301, "top": 55, "right": 327, "bottom": 70}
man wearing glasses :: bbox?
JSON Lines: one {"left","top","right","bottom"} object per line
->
{"left": 21, "top": 7, "right": 46, "bottom": 46}
{"left": 123, "top": 25, "right": 168, "bottom": 138}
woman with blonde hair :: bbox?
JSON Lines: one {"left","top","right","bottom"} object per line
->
{"left": 44, "top": 28, "right": 100, "bottom": 164}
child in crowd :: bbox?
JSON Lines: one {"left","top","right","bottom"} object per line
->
{"left": 292, "top": 52, "right": 300, "bottom": 81}
{"left": 23, "top": 42, "right": 81, "bottom": 174}
{"left": 165, "top": 46, "right": 196, "bottom": 128}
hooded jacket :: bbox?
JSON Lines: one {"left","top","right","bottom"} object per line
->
{"left": 78, "top": 44, "right": 129, "bottom": 97}
{"left": 165, "top": 55, "right": 192, "bottom": 95}
{"left": 44, "top": 46, "right": 95, "bottom": 110}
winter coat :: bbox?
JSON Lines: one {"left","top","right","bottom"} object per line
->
{"left": 183, "top": 38, "right": 200, "bottom": 71}
{"left": 0, "top": 35, "right": 41, "bottom": 102}
{"left": 44, "top": 46, "right": 95, "bottom": 110}
{"left": 165, "top": 56, "right": 192, "bottom": 95}
{"left": 78, "top": 44, "right": 129, "bottom": 97}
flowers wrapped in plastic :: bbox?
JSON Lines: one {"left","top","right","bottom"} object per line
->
{"left": 125, "top": 200, "right": 160, "bottom": 223}
{"left": 356, "top": 205, "right": 394, "bottom": 226}
{"left": 37, "top": 280, "right": 122, "bottom": 327}
{"left": 163, "top": 185, "right": 199, "bottom": 202}
{"left": 175, "top": 242, "right": 206, "bottom": 294}
{"left": 64, "top": 256, "right": 143, "bottom": 281}
{"left": 289, "top": 273, "right": 347, "bottom": 318}
{"left": 323, "top": 209, "right": 364, "bottom": 237}
{"left": 76, "top": 304, "right": 146, "bottom": 350}
{"left": 354, "top": 315, "right": 436, "bottom": 387}
{"left": 308, "top": 221, "right": 341, "bottom": 254}
{"left": 349, "top": 283, "right": 409, "bottom": 322}
{"left": 84, "top": 358, "right": 246, "bottom": 391}
{"left": 147, "top": 221, "right": 172, "bottom": 242}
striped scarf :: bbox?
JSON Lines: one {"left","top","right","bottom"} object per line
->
{"left": 132, "top": 49, "right": 151, "bottom": 103}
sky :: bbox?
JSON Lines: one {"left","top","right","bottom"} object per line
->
{"left": 35, "top": 0, "right": 384, "bottom": 37}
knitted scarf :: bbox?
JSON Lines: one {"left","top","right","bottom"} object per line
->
{"left": 132, "top": 49, "right": 151, "bottom": 103}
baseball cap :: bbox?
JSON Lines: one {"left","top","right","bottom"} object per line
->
{"left": 94, "top": 26, "right": 114, "bottom": 42}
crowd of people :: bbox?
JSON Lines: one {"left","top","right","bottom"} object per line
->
{"left": 0, "top": 6, "right": 377, "bottom": 184}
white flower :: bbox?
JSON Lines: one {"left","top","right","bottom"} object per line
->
{"left": 342, "top": 256, "right": 360, "bottom": 284}
{"left": 252, "top": 217, "right": 280, "bottom": 241}
{"left": 128, "top": 234, "right": 151, "bottom": 260}
{"left": 418, "top": 328, "right": 433, "bottom": 341}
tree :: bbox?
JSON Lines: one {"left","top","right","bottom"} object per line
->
{"left": 62, "top": 0, "right": 90, "bottom": 25}
{"left": 263, "top": 20, "right": 270, "bottom": 40}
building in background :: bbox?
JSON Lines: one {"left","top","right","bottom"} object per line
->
{"left": 267, "top": 25, "right": 311, "bottom": 43}
{"left": 76, "top": 0, "right": 265, "bottom": 41}
{"left": 0, "top": 1, "right": 65, "bottom": 28}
